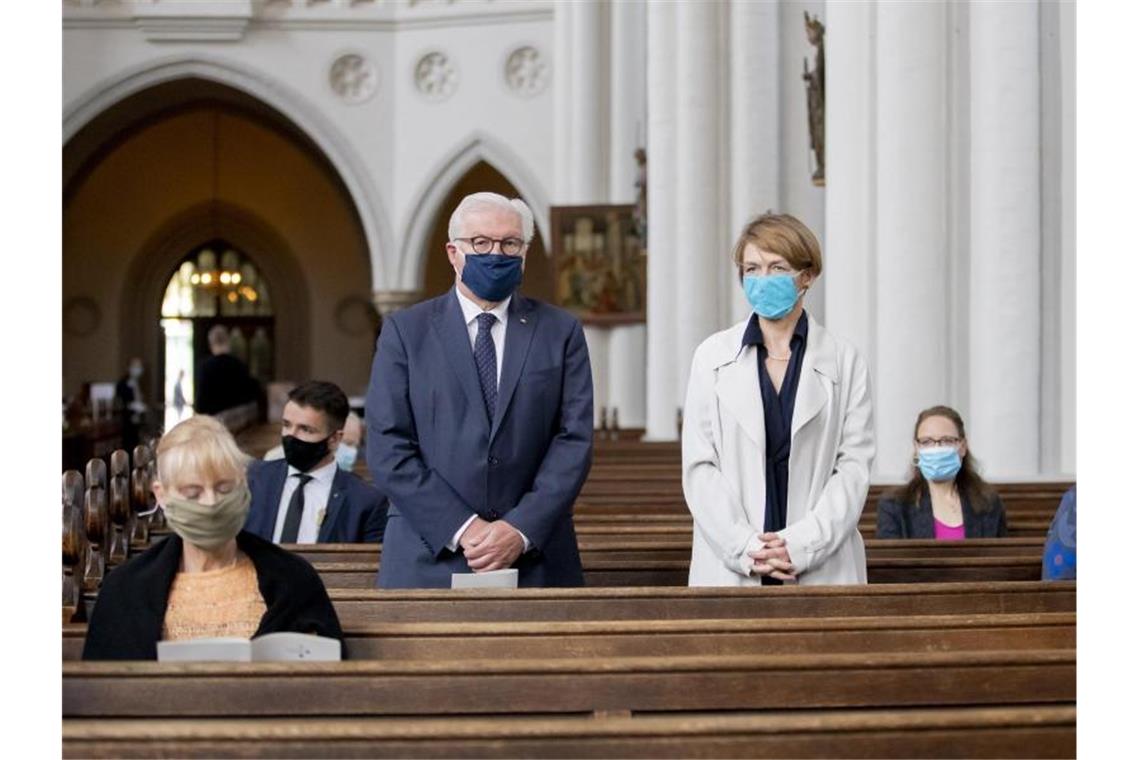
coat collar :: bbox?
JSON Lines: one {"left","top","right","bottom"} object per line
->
{"left": 711, "top": 313, "right": 838, "bottom": 447}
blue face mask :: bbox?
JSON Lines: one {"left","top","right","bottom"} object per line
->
{"left": 334, "top": 443, "right": 358, "bottom": 471}
{"left": 743, "top": 273, "right": 802, "bottom": 320}
{"left": 917, "top": 446, "right": 962, "bottom": 482}
{"left": 461, "top": 253, "right": 523, "bottom": 303}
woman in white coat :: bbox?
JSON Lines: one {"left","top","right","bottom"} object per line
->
{"left": 683, "top": 213, "right": 874, "bottom": 587}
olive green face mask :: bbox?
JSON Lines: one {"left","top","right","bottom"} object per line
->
{"left": 160, "top": 484, "right": 251, "bottom": 550}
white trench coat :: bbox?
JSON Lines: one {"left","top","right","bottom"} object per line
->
{"left": 682, "top": 314, "right": 874, "bottom": 586}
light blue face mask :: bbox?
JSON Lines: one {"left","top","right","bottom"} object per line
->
{"left": 743, "top": 273, "right": 803, "bottom": 320}
{"left": 334, "top": 443, "right": 358, "bottom": 471}
{"left": 917, "top": 446, "right": 962, "bottom": 482}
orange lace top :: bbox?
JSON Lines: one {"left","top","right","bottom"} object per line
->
{"left": 161, "top": 554, "right": 267, "bottom": 641}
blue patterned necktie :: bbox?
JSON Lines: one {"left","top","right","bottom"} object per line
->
{"left": 473, "top": 312, "right": 498, "bottom": 421}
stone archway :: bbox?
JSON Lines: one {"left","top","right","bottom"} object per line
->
{"left": 63, "top": 53, "right": 394, "bottom": 289}
{"left": 399, "top": 132, "right": 553, "bottom": 293}
{"left": 119, "top": 202, "right": 312, "bottom": 406}
{"left": 420, "top": 162, "right": 556, "bottom": 304}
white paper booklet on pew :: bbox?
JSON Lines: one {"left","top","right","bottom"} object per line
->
{"left": 451, "top": 568, "right": 518, "bottom": 589}
{"left": 157, "top": 632, "right": 341, "bottom": 662}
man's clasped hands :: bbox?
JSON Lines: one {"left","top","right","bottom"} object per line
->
{"left": 459, "top": 517, "right": 525, "bottom": 572}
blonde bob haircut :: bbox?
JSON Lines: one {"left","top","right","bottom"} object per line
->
{"left": 156, "top": 415, "right": 251, "bottom": 488}
{"left": 731, "top": 212, "right": 823, "bottom": 283}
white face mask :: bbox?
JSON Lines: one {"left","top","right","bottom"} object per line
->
{"left": 129, "top": 364, "right": 143, "bottom": 379}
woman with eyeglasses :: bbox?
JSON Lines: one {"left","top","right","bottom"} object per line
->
{"left": 682, "top": 213, "right": 873, "bottom": 586}
{"left": 876, "top": 405, "right": 1008, "bottom": 540}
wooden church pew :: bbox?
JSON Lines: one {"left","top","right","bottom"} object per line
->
{"left": 323, "top": 581, "right": 1075, "bottom": 626}
{"left": 63, "top": 704, "right": 1077, "bottom": 759}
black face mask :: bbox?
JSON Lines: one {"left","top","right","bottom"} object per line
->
{"left": 282, "top": 434, "right": 332, "bottom": 473}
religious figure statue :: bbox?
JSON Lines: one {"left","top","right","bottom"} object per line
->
{"left": 803, "top": 12, "right": 826, "bottom": 186}
{"left": 633, "top": 147, "right": 648, "bottom": 250}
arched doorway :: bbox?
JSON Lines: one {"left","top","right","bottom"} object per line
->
{"left": 422, "top": 161, "right": 556, "bottom": 302}
{"left": 63, "top": 80, "right": 376, "bottom": 410}
{"left": 159, "top": 242, "right": 275, "bottom": 429}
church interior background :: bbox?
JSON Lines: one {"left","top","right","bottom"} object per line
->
{"left": 62, "top": 0, "right": 1075, "bottom": 482}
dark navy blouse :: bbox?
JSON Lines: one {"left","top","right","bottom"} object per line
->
{"left": 741, "top": 310, "right": 809, "bottom": 585}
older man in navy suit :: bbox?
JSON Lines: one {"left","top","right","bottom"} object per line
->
{"left": 366, "top": 191, "right": 594, "bottom": 588}
{"left": 246, "top": 381, "right": 387, "bottom": 544}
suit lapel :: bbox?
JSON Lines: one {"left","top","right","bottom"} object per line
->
{"left": 259, "top": 461, "right": 290, "bottom": 538}
{"left": 430, "top": 292, "right": 490, "bottom": 433}
{"left": 490, "top": 297, "right": 538, "bottom": 442}
{"left": 713, "top": 343, "right": 765, "bottom": 449}
{"left": 318, "top": 469, "right": 347, "bottom": 542}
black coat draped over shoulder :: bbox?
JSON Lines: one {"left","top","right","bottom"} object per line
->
{"left": 82, "top": 531, "right": 343, "bottom": 660}
{"left": 876, "top": 487, "right": 1008, "bottom": 539}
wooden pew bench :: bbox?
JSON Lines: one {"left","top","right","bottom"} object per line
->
{"left": 283, "top": 538, "right": 1047, "bottom": 564}
{"left": 63, "top": 649, "right": 1075, "bottom": 719}
{"left": 324, "top": 581, "right": 1075, "bottom": 625}
{"left": 63, "top": 610, "right": 1075, "bottom": 662}
{"left": 63, "top": 704, "right": 1077, "bottom": 759}
{"left": 299, "top": 553, "right": 1048, "bottom": 589}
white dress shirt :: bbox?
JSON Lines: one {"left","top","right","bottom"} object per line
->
{"left": 271, "top": 458, "right": 338, "bottom": 544}
{"left": 448, "top": 287, "right": 530, "bottom": 553}
{"left": 456, "top": 286, "right": 510, "bottom": 383}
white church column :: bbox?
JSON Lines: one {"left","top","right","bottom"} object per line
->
{"left": 969, "top": 1, "right": 1041, "bottom": 477}
{"left": 583, "top": 327, "right": 610, "bottom": 429}
{"left": 874, "top": 1, "right": 950, "bottom": 479}
{"left": 556, "top": 1, "right": 610, "bottom": 425}
{"left": 824, "top": 0, "right": 875, "bottom": 360}
{"left": 552, "top": 1, "right": 573, "bottom": 201}
{"left": 607, "top": 0, "right": 648, "bottom": 431}
{"left": 566, "top": 0, "right": 607, "bottom": 203}
{"left": 644, "top": 0, "right": 678, "bottom": 440}
{"left": 780, "top": 0, "right": 827, "bottom": 321}
{"left": 609, "top": 0, "right": 645, "bottom": 204}
{"left": 728, "top": 0, "right": 781, "bottom": 325}
{"left": 674, "top": 0, "right": 723, "bottom": 408}
{"left": 607, "top": 324, "right": 647, "bottom": 430}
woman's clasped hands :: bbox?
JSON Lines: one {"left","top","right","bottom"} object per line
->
{"left": 748, "top": 532, "right": 797, "bottom": 581}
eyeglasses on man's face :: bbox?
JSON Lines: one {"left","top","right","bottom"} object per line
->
{"left": 915, "top": 436, "right": 962, "bottom": 449}
{"left": 454, "top": 236, "right": 526, "bottom": 256}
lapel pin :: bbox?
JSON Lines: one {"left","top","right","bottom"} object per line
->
{"left": 520, "top": 317, "right": 528, "bottom": 324}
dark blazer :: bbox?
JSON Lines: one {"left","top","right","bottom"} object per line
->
{"left": 244, "top": 458, "right": 388, "bottom": 543}
{"left": 876, "top": 487, "right": 1009, "bottom": 539}
{"left": 195, "top": 353, "right": 257, "bottom": 415}
{"left": 366, "top": 290, "right": 593, "bottom": 588}
{"left": 82, "top": 531, "right": 343, "bottom": 660}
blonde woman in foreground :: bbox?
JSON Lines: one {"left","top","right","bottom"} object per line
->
{"left": 83, "top": 415, "right": 343, "bottom": 659}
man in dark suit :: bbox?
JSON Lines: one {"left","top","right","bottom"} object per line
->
{"left": 366, "top": 191, "right": 594, "bottom": 588}
{"left": 245, "top": 381, "right": 387, "bottom": 544}
{"left": 195, "top": 325, "right": 258, "bottom": 415}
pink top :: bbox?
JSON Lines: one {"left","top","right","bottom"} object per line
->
{"left": 934, "top": 517, "right": 966, "bottom": 541}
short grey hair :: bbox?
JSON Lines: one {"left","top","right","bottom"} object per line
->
{"left": 447, "top": 192, "right": 535, "bottom": 246}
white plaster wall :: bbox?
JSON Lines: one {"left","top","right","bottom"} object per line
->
{"left": 390, "top": 18, "right": 555, "bottom": 287}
